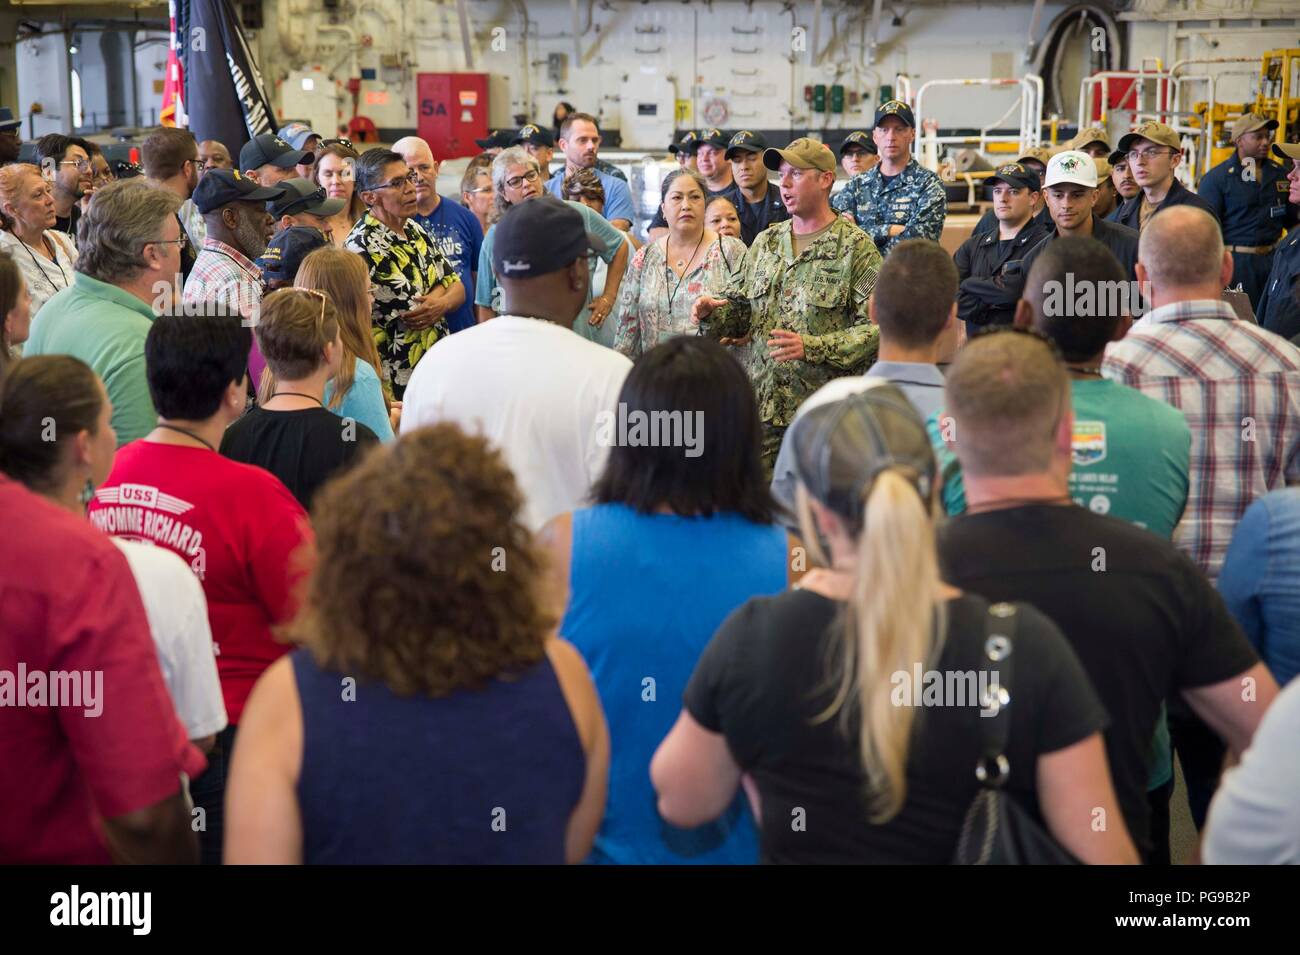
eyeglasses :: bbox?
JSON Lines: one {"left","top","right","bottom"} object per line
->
{"left": 1126, "top": 147, "right": 1176, "bottom": 163}
{"left": 144, "top": 237, "right": 189, "bottom": 252}
{"left": 59, "top": 159, "right": 92, "bottom": 172}
{"left": 505, "top": 168, "right": 541, "bottom": 190}
{"left": 292, "top": 287, "right": 329, "bottom": 327}
{"left": 466, "top": 186, "right": 493, "bottom": 194}
{"left": 320, "top": 138, "right": 355, "bottom": 151}
{"left": 371, "top": 171, "right": 420, "bottom": 190}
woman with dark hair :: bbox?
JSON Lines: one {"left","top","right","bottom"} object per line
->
{"left": 651, "top": 385, "right": 1138, "bottom": 864}
{"left": 553, "top": 101, "right": 576, "bottom": 141}
{"left": 0, "top": 355, "right": 226, "bottom": 748}
{"left": 0, "top": 250, "right": 32, "bottom": 368}
{"left": 226, "top": 423, "right": 609, "bottom": 863}
{"left": 314, "top": 141, "right": 367, "bottom": 248}
{"left": 612, "top": 168, "right": 744, "bottom": 359}
{"left": 538, "top": 336, "right": 801, "bottom": 865}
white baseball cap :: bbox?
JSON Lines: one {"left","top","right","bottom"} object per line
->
{"left": 1043, "top": 150, "right": 1099, "bottom": 189}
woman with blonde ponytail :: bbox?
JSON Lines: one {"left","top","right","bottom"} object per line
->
{"left": 652, "top": 384, "right": 1137, "bottom": 864}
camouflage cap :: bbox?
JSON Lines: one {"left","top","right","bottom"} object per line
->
{"left": 1014, "top": 146, "right": 1054, "bottom": 168}
{"left": 1272, "top": 142, "right": 1300, "bottom": 162}
{"left": 1230, "top": 112, "right": 1279, "bottom": 142}
{"left": 763, "top": 137, "right": 836, "bottom": 173}
{"left": 1066, "top": 125, "right": 1110, "bottom": 152}
{"left": 1117, "top": 121, "right": 1181, "bottom": 154}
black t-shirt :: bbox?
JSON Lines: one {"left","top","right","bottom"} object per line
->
{"left": 683, "top": 590, "right": 1106, "bottom": 864}
{"left": 53, "top": 205, "right": 80, "bottom": 245}
{"left": 938, "top": 505, "right": 1260, "bottom": 854}
{"left": 219, "top": 406, "right": 379, "bottom": 510}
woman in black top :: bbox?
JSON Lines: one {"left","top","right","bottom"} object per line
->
{"left": 651, "top": 385, "right": 1139, "bottom": 864}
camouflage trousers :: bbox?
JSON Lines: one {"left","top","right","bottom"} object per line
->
{"left": 761, "top": 422, "right": 788, "bottom": 482}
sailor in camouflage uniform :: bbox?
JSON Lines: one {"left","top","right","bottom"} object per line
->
{"left": 691, "top": 138, "right": 883, "bottom": 474}
{"left": 831, "top": 100, "right": 947, "bottom": 256}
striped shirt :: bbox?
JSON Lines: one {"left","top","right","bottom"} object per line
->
{"left": 1102, "top": 299, "right": 1300, "bottom": 580}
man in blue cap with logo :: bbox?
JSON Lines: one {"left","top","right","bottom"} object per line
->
{"left": 832, "top": 100, "right": 947, "bottom": 255}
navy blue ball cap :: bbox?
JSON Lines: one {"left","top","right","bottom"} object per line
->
{"left": 193, "top": 168, "right": 286, "bottom": 214}
{"left": 256, "top": 226, "right": 330, "bottom": 283}
{"left": 491, "top": 196, "right": 609, "bottom": 280}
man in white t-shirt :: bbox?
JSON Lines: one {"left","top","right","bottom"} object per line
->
{"left": 112, "top": 539, "right": 228, "bottom": 746}
{"left": 401, "top": 196, "right": 631, "bottom": 530}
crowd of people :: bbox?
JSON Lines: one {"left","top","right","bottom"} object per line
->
{"left": 2, "top": 100, "right": 1300, "bottom": 866}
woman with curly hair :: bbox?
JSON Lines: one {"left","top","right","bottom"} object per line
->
{"left": 225, "top": 423, "right": 609, "bottom": 864}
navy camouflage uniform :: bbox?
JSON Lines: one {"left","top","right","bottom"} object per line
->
{"left": 699, "top": 217, "right": 883, "bottom": 473}
{"left": 831, "top": 157, "right": 947, "bottom": 256}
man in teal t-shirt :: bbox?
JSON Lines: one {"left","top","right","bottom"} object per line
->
{"left": 930, "top": 237, "right": 1191, "bottom": 861}
{"left": 475, "top": 193, "right": 629, "bottom": 346}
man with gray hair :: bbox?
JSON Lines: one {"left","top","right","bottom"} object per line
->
{"left": 344, "top": 148, "right": 463, "bottom": 397}
{"left": 1104, "top": 204, "right": 1300, "bottom": 832}
{"left": 474, "top": 145, "right": 628, "bottom": 338}
{"left": 24, "top": 179, "right": 187, "bottom": 444}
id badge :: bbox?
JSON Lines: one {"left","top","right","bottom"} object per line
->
{"left": 1271, "top": 204, "right": 1287, "bottom": 219}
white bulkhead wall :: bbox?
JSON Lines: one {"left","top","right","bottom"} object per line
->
{"left": 254, "top": 0, "right": 1299, "bottom": 139}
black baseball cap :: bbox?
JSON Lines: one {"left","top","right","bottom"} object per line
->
{"left": 697, "top": 128, "right": 730, "bottom": 150}
{"left": 1108, "top": 149, "right": 1126, "bottom": 167}
{"left": 986, "top": 161, "right": 1041, "bottom": 192}
{"left": 239, "top": 133, "right": 313, "bottom": 172}
{"left": 491, "top": 196, "right": 609, "bottom": 280}
{"left": 256, "top": 226, "right": 330, "bottom": 284}
{"left": 0, "top": 107, "right": 20, "bottom": 132}
{"left": 475, "top": 129, "right": 516, "bottom": 150}
{"left": 669, "top": 130, "right": 700, "bottom": 155}
{"left": 513, "top": 124, "right": 555, "bottom": 148}
{"left": 873, "top": 100, "right": 916, "bottom": 128}
{"left": 193, "top": 168, "right": 286, "bottom": 214}
{"left": 725, "top": 130, "right": 768, "bottom": 159}
{"left": 839, "top": 130, "right": 878, "bottom": 156}
{"left": 268, "top": 177, "right": 346, "bottom": 218}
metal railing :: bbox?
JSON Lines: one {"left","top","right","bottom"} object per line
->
{"left": 912, "top": 74, "right": 1043, "bottom": 160}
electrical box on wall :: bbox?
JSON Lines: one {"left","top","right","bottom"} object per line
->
{"left": 417, "top": 73, "right": 488, "bottom": 160}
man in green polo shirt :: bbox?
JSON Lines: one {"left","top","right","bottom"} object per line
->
{"left": 24, "top": 179, "right": 186, "bottom": 445}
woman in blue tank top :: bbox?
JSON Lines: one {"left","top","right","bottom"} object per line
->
{"left": 224, "top": 424, "right": 609, "bottom": 864}
{"left": 539, "top": 336, "right": 799, "bottom": 864}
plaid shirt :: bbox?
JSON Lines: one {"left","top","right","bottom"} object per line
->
{"left": 181, "top": 238, "right": 263, "bottom": 322}
{"left": 1103, "top": 299, "right": 1300, "bottom": 580}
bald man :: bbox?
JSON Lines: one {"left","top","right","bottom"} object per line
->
{"left": 1104, "top": 209, "right": 1300, "bottom": 836}
{"left": 393, "top": 136, "right": 484, "bottom": 333}
{"left": 198, "top": 140, "right": 232, "bottom": 178}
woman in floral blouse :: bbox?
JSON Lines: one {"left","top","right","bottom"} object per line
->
{"left": 344, "top": 149, "right": 463, "bottom": 399}
{"left": 613, "top": 169, "right": 746, "bottom": 360}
